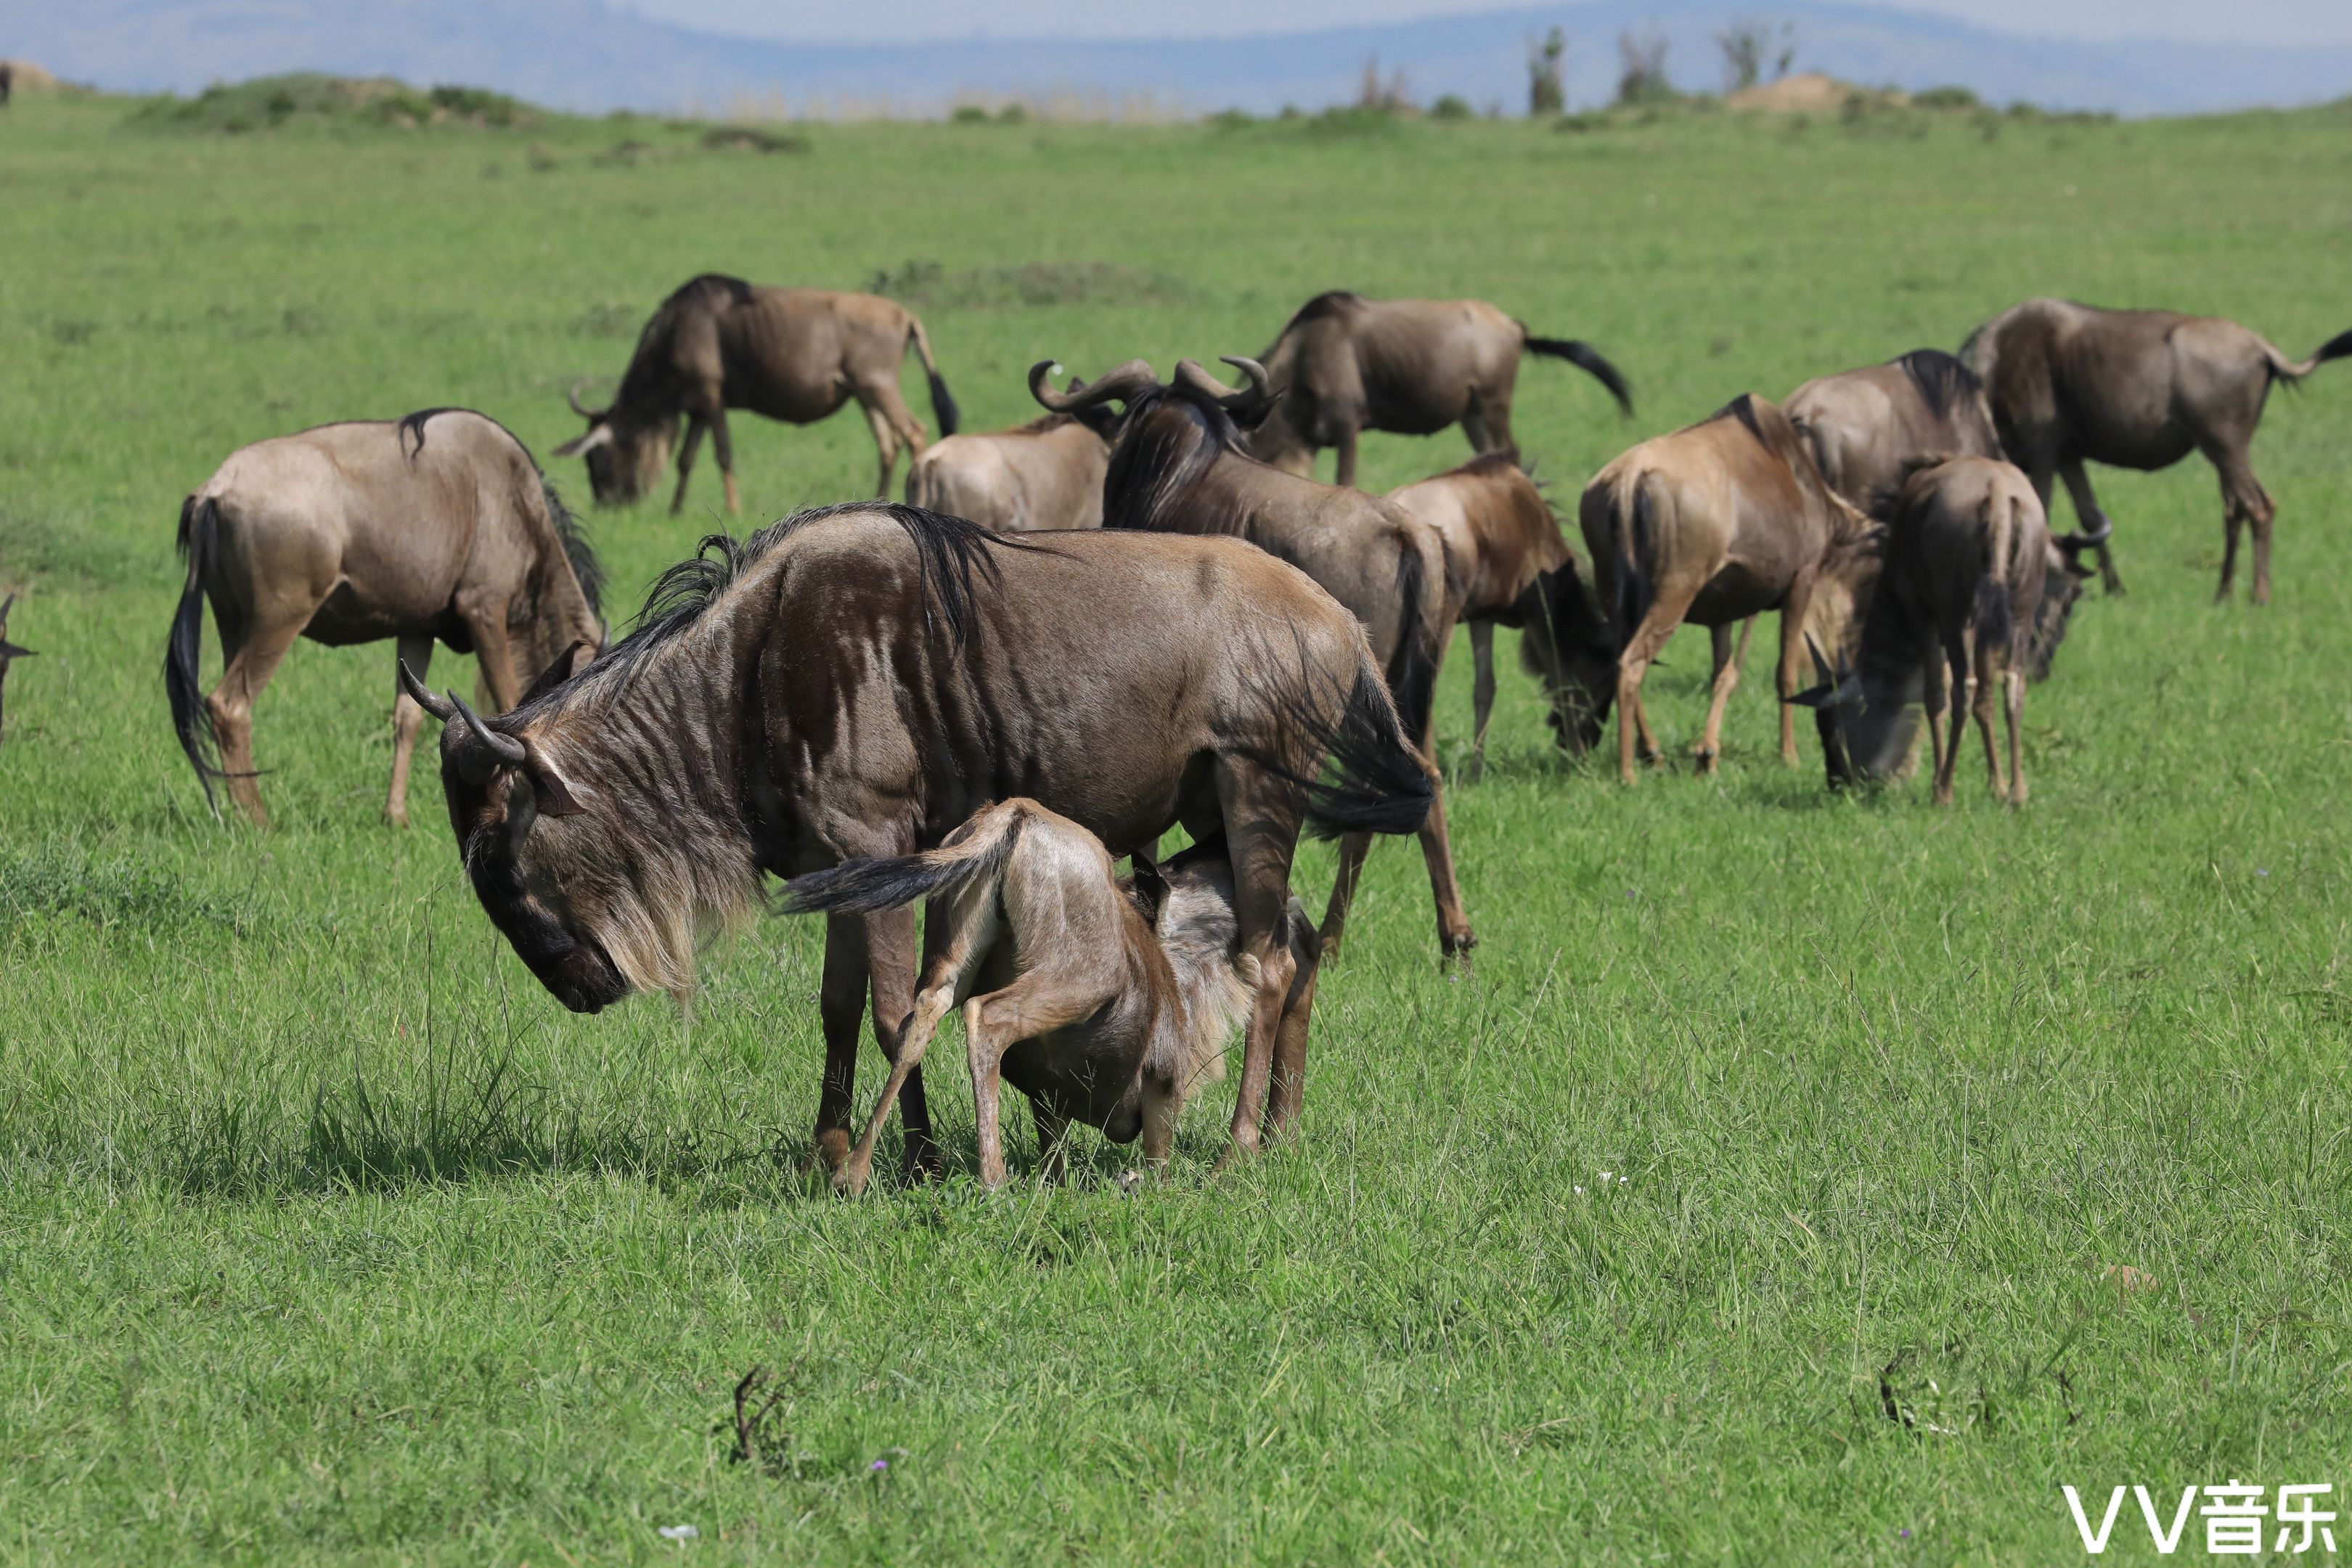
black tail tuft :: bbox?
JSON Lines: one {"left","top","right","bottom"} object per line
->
{"left": 927, "top": 368, "right": 961, "bottom": 438}
{"left": 165, "top": 495, "right": 222, "bottom": 809}
{"left": 2313, "top": 327, "right": 2352, "bottom": 367}
{"left": 783, "top": 812, "right": 1023, "bottom": 917}
{"left": 1303, "top": 660, "right": 1437, "bottom": 839}
{"left": 1524, "top": 332, "right": 1634, "bottom": 417}
{"left": 1383, "top": 543, "right": 1442, "bottom": 748}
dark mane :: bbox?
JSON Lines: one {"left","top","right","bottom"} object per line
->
{"left": 663, "top": 273, "right": 756, "bottom": 310}
{"left": 543, "top": 481, "right": 603, "bottom": 617}
{"left": 1893, "top": 348, "right": 1983, "bottom": 420}
{"left": 1280, "top": 290, "right": 1365, "bottom": 334}
{"left": 595, "top": 502, "right": 1032, "bottom": 682}
{"left": 1100, "top": 381, "right": 1256, "bottom": 535}
{"left": 1454, "top": 450, "right": 1524, "bottom": 481}
{"left": 1707, "top": 393, "right": 1769, "bottom": 448}
{"left": 611, "top": 275, "right": 758, "bottom": 414}
{"left": 396, "top": 406, "right": 465, "bottom": 460}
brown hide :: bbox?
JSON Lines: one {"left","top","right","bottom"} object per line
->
{"left": 1784, "top": 349, "right": 2002, "bottom": 509}
{"left": 905, "top": 411, "right": 1111, "bottom": 532}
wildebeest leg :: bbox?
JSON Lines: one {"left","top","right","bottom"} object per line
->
{"left": 385, "top": 632, "right": 433, "bottom": 828}
{"left": 813, "top": 916, "right": 871, "bottom": 1175}
{"left": 1265, "top": 907, "right": 1325, "bottom": 1140}
{"left": 1413, "top": 719, "right": 1477, "bottom": 964}
{"left": 708, "top": 407, "right": 740, "bottom": 517}
{"left": 2208, "top": 443, "right": 2275, "bottom": 606}
{"left": 833, "top": 894, "right": 985, "bottom": 1195}
{"left": 1927, "top": 633, "right": 1963, "bottom": 807}
{"left": 2057, "top": 460, "right": 2124, "bottom": 596}
{"left": 1318, "top": 833, "right": 1371, "bottom": 962}
{"left": 208, "top": 605, "right": 300, "bottom": 828}
{"left": 670, "top": 415, "right": 707, "bottom": 517}
{"left": 964, "top": 975, "right": 1114, "bottom": 1189}
{"left": 859, "top": 400, "right": 905, "bottom": 499}
{"left": 2002, "top": 666, "right": 2028, "bottom": 807}
{"left": 833, "top": 957, "right": 950, "bottom": 1197}
{"left": 1467, "top": 620, "right": 1495, "bottom": 780}
{"left": 1334, "top": 426, "right": 1361, "bottom": 489}
{"left": 1772, "top": 584, "right": 1817, "bottom": 767}
{"left": 1694, "top": 623, "right": 1740, "bottom": 775}
{"left": 1969, "top": 629, "right": 2005, "bottom": 800}
{"left": 864, "top": 907, "right": 941, "bottom": 1180}
{"left": 455, "top": 592, "right": 523, "bottom": 711}
{"left": 1032, "top": 1101, "right": 1071, "bottom": 1185}
{"left": 1614, "top": 587, "right": 1696, "bottom": 785}
{"left": 1214, "top": 763, "right": 1305, "bottom": 1161}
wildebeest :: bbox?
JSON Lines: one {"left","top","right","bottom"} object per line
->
{"left": 165, "top": 409, "right": 605, "bottom": 827}
{"left": 0, "top": 593, "right": 33, "bottom": 742}
{"left": 1962, "top": 298, "right": 2352, "bottom": 604}
{"left": 1384, "top": 452, "right": 1615, "bottom": 771}
{"left": 1785, "top": 348, "right": 2003, "bottom": 509}
{"left": 556, "top": 274, "right": 960, "bottom": 514}
{"left": 1580, "top": 395, "right": 1879, "bottom": 784}
{"left": 1033, "top": 355, "right": 1474, "bottom": 963}
{"left": 399, "top": 503, "right": 1432, "bottom": 1175}
{"left": 903, "top": 375, "right": 1116, "bottom": 531}
{"left": 1804, "top": 457, "right": 2086, "bottom": 803}
{"left": 1242, "top": 293, "right": 1633, "bottom": 486}
{"left": 785, "top": 800, "right": 1318, "bottom": 1193}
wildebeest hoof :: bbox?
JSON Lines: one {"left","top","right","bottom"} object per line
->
{"left": 1691, "top": 746, "right": 1718, "bottom": 775}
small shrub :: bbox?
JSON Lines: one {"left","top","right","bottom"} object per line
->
{"left": 950, "top": 104, "right": 990, "bottom": 123}
{"left": 1913, "top": 84, "right": 1980, "bottom": 110}
{"left": 1431, "top": 94, "right": 1474, "bottom": 121}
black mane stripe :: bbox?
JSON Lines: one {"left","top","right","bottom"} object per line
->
{"left": 1707, "top": 392, "right": 1768, "bottom": 447}
{"left": 1279, "top": 290, "right": 1366, "bottom": 335}
{"left": 396, "top": 406, "right": 465, "bottom": 459}
{"left": 1892, "top": 348, "right": 1984, "bottom": 420}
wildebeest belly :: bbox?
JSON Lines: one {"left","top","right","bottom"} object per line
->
{"left": 1686, "top": 561, "right": 1789, "bottom": 626}
{"left": 302, "top": 582, "right": 469, "bottom": 649}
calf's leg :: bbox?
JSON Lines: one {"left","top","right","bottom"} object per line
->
{"left": 964, "top": 973, "right": 1116, "bottom": 1189}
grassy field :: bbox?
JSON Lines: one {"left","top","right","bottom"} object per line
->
{"left": 4, "top": 85, "right": 2352, "bottom": 1564}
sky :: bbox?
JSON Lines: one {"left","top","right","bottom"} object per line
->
{"left": 617, "top": 0, "right": 2352, "bottom": 49}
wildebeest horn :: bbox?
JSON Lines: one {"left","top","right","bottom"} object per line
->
{"left": 448, "top": 690, "right": 527, "bottom": 784}
{"left": 1791, "top": 633, "right": 1858, "bottom": 709}
{"left": 1029, "top": 358, "right": 1157, "bottom": 412}
{"left": 1174, "top": 356, "right": 1276, "bottom": 413}
{"left": 565, "top": 379, "right": 603, "bottom": 420}
{"left": 398, "top": 659, "right": 454, "bottom": 722}
{"left": 2058, "top": 514, "right": 2114, "bottom": 553}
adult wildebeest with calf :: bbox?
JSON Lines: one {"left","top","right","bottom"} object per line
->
{"left": 1033, "top": 355, "right": 1474, "bottom": 964}
{"left": 787, "top": 800, "right": 1319, "bottom": 1194}
{"left": 1963, "top": 298, "right": 2352, "bottom": 605}
{"left": 1244, "top": 293, "right": 1633, "bottom": 486}
{"left": 165, "top": 409, "right": 605, "bottom": 827}
{"left": 1581, "top": 394, "right": 1881, "bottom": 785}
{"left": 1384, "top": 452, "right": 1616, "bottom": 772}
{"left": 400, "top": 504, "right": 1433, "bottom": 1178}
{"left": 1803, "top": 456, "right": 2087, "bottom": 804}
{"left": 903, "top": 375, "right": 1116, "bottom": 531}
{"left": 0, "top": 593, "right": 33, "bottom": 743}
{"left": 558, "top": 274, "right": 960, "bottom": 514}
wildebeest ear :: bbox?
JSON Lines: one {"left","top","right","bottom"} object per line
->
{"left": 523, "top": 751, "right": 585, "bottom": 817}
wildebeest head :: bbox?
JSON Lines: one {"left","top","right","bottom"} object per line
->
{"left": 1519, "top": 563, "right": 1617, "bottom": 756}
{"left": 2030, "top": 531, "right": 2097, "bottom": 682}
{"left": 553, "top": 381, "right": 677, "bottom": 506}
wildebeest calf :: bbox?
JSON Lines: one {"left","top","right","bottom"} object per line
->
{"left": 785, "top": 799, "right": 1318, "bottom": 1193}
{"left": 0, "top": 592, "right": 33, "bottom": 743}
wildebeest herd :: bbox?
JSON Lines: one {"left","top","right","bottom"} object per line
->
{"left": 115, "top": 274, "right": 2351, "bottom": 1191}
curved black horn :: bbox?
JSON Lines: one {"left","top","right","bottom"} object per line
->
{"left": 1030, "top": 358, "right": 1157, "bottom": 413}
{"left": 2059, "top": 514, "right": 2115, "bottom": 552}
{"left": 1218, "top": 356, "right": 1274, "bottom": 400}
{"left": 565, "top": 378, "right": 603, "bottom": 420}
{"left": 1175, "top": 356, "right": 1275, "bottom": 413}
{"left": 399, "top": 659, "right": 455, "bottom": 722}
{"left": 448, "top": 690, "right": 526, "bottom": 784}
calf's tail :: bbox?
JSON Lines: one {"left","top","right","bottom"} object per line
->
{"left": 164, "top": 495, "right": 222, "bottom": 808}
{"left": 783, "top": 804, "right": 1025, "bottom": 916}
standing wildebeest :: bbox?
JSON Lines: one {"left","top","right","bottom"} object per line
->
{"left": 1804, "top": 457, "right": 2086, "bottom": 804}
{"left": 1581, "top": 395, "right": 1879, "bottom": 785}
{"left": 1962, "top": 298, "right": 2352, "bottom": 605}
{"left": 785, "top": 801, "right": 1318, "bottom": 1193}
{"left": 903, "top": 375, "right": 1116, "bottom": 531}
{"left": 399, "top": 504, "right": 1432, "bottom": 1175}
{"left": 1384, "top": 452, "right": 1616, "bottom": 772}
{"left": 1243, "top": 293, "right": 1633, "bottom": 486}
{"left": 0, "top": 594, "right": 33, "bottom": 742}
{"left": 165, "top": 409, "right": 605, "bottom": 827}
{"left": 1033, "top": 355, "right": 1474, "bottom": 963}
{"left": 557, "top": 274, "right": 960, "bottom": 515}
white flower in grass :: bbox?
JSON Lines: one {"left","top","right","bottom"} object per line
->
{"left": 658, "top": 1523, "right": 699, "bottom": 1541}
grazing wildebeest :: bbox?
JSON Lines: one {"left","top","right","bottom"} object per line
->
{"left": 785, "top": 801, "right": 1319, "bottom": 1193}
{"left": 1962, "top": 298, "right": 2352, "bottom": 604}
{"left": 164, "top": 409, "right": 605, "bottom": 827}
{"left": 1803, "top": 457, "right": 2088, "bottom": 804}
{"left": 1384, "top": 452, "right": 1616, "bottom": 772}
{"left": 556, "top": 274, "right": 960, "bottom": 515}
{"left": 1580, "top": 395, "right": 1880, "bottom": 785}
{"left": 0, "top": 63, "right": 13, "bottom": 109}
{"left": 1785, "top": 348, "right": 2003, "bottom": 509}
{"left": 1033, "top": 355, "right": 1473, "bottom": 964}
{"left": 1242, "top": 292, "right": 1633, "bottom": 486}
{"left": 903, "top": 375, "right": 1116, "bottom": 531}
{"left": 399, "top": 503, "right": 1432, "bottom": 1175}
{"left": 0, "top": 594, "right": 33, "bottom": 742}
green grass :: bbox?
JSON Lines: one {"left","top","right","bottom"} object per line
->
{"left": 4, "top": 85, "right": 2352, "bottom": 1564}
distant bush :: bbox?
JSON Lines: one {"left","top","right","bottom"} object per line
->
{"left": 1912, "top": 84, "right": 1980, "bottom": 110}
{"left": 128, "top": 74, "right": 539, "bottom": 134}
{"left": 950, "top": 104, "right": 990, "bottom": 123}
{"left": 1207, "top": 108, "right": 1256, "bottom": 128}
{"left": 1431, "top": 94, "right": 1474, "bottom": 121}
{"left": 700, "top": 125, "right": 809, "bottom": 154}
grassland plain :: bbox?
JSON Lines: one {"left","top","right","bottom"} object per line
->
{"left": 1, "top": 86, "right": 2351, "bottom": 1564}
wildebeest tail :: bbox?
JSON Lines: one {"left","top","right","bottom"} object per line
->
{"left": 908, "top": 319, "right": 960, "bottom": 436}
{"left": 1974, "top": 489, "right": 2017, "bottom": 663}
{"left": 2266, "top": 326, "right": 2352, "bottom": 383}
{"left": 1608, "top": 473, "right": 1656, "bottom": 641}
{"left": 783, "top": 804, "right": 1026, "bottom": 917}
{"left": 164, "top": 494, "right": 221, "bottom": 807}
{"left": 1522, "top": 329, "right": 1635, "bottom": 416}
{"left": 1302, "top": 650, "right": 1437, "bottom": 840}
{"left": 1383, "top": 540, "right": 1443, "bottom": 750}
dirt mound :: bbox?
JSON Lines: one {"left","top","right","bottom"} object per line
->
{"left": 1727, "top": 72, "right": 1906, "bottom": 113}
{"left": 1, "top": 59, "right": 64, "bottom": 90}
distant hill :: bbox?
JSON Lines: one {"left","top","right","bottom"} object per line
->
{"left": 8, "top": 0, "right": 2350, "bottom": 118}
